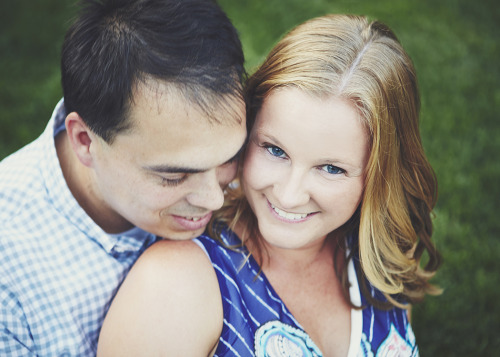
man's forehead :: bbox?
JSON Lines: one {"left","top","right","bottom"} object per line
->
{"left": 117, "top": 80, "right": 246, "bottom": 172}
{"left": 131, "top": 79, "right": 245, "bottom": 127}
{"left": 134, "top": 112, "right": 246, "bottom": 171}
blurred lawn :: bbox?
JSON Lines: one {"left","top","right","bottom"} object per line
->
{"left": 1, "top": 0, "right": 499, "bottom": 354}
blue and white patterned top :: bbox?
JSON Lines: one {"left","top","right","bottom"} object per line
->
{"left": 0, "top": 99, "right": 157, "bottom": 356}
{"left": 194, "top": 225, "right": 419, "bottom": 356}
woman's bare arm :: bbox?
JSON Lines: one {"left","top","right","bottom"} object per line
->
{"left": 97, "top": 240, "right": 223, "bottom": 356}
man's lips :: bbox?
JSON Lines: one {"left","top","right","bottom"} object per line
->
{"left": 172, "top": 212, "right": 213, "bottom": 231}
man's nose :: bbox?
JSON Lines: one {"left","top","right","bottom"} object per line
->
{"left": 186, "top": 169, "right": 225, "bottom": 211}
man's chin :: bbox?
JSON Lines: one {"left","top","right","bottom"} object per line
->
{"left": 157, "top": 227, "right": 207, "bottom": 241}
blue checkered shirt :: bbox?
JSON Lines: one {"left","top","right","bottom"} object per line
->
{"left": 0, "top": 99, "right": 158, "bottom": 356}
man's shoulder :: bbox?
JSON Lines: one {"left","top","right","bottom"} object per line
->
{"left": 0, "top": 134, "right": 54, "bottom": 220}
{"left": 0, "top": 138, "right": 46, "bottom": 188}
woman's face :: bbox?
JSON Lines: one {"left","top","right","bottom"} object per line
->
{"left": 243, "top": 87, "right": 370, "bottom": 250}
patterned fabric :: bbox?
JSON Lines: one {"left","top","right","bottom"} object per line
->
{"left": 0, "top": 99, "right": 157, "bottom": 356}
{"left": 194, "top": 225, "right": 418, "bottom": 356}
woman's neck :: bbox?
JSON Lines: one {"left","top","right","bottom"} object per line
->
{"left": 238, "top": 225, "right": 341, "bottom": 274}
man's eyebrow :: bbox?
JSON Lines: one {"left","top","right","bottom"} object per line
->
{"left": 143, "top": 165, "right": 204, "bottom": 174}
{"left": 144, "top": 145, "right": 245, "bottom": 174}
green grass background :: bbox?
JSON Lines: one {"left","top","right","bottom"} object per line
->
{"left": 1, "top": 0, "right": 498, "bottom": 354}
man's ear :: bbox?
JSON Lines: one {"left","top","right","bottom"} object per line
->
{"left": 65, "top": 112, "right": 96, "bottom": 168}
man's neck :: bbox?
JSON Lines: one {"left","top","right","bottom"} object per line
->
{"left": 55, "top": 131, "right": 133, "bottom": 234}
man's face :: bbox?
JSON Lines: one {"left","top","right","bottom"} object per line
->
{"left": 88, "top": 84, "right": 246, "bottom": 239}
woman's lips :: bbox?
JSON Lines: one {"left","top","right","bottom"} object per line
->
{"left": 267, "top": 200, "right": 316, "bottom": 223}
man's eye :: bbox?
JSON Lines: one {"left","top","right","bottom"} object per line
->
{"left": 320, "top": 164, "right": 345, "bottom": 175}
{"left": 160, "top": 175, "right": 188, "bottom": 187}
{"left": 265, "top": 145, "right": 286, "bottom": 158}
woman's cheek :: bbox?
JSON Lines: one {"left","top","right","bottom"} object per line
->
{"left": 243, "top": 148, "right": 276, "bottom": 190}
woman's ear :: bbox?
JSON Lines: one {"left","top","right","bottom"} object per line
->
{"left": 65, "top": 112, "right": 95, "bottom": 168}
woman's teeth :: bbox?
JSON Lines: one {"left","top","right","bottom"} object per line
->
{"left": 271, "top": 204, "right": 308, "bottom": 220}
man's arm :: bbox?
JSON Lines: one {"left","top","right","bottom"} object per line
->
{"left": 97, "top": 240, "right": 223, "bottom": 356}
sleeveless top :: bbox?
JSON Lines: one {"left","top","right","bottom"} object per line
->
{"left": 194, "top": 225, "right": 419, "bottom": 356}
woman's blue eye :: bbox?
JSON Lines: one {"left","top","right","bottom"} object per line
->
{"left": 266, "top": 146, "right": 286, "bottom": 158}
{"left": 322, "top": 165, "right": 345, "bottom": 175}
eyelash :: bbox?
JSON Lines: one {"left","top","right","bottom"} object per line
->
{"left": 160, "top": 175, "right": 188, "bottom": 187}
{"left": 264, "top": 144, "right": 287, "bottom": 159}
{"left": 156, "top": 152, "right": 241, "bottom": 188}
{"left": 263, "top": 143, "right": 345, "bottom": 175}
{"left": 320, "top": 165, "right": 345, "bottom": 175}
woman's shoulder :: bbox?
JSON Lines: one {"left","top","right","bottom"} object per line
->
{"left": 129, "top": 239, "right": 222, "bottom": 311}
{"left": 140, "top": 239, "right": 210, "bottom": 270}
{"left": 356, "top": 280, "right": 417, "bottom": 355}
{"left": 97, "top": 239, "right": 223, "bottom": 356}
{"left": 194, "top": 224, "right": 250, "bottom": 266}
{"left": 127, "top": 239, "right": 216, "bottom": 289}
{"left": 347, "top": 243, "right": 418, "bottom": 355}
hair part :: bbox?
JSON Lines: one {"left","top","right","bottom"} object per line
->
{"left": 61, "top": 0, "right": 245, "bottom": 143}
{"left": 215, "top": 14, "right": 441, "bottom": 309}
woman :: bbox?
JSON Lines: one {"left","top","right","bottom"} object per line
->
{"left": 97, "top": 14, "right": 441, "bottom": 356}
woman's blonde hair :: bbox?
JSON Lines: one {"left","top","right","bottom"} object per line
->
{"left": 213, "top": 14, "right": 441, "bottom": 308}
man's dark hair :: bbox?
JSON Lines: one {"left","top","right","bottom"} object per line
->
{"left": 61, "top": 0, "right": 245, "bottom": 142}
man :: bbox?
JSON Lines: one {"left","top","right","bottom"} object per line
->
{"left": 0, "top": 0, "right": 246, "bottom": 355}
